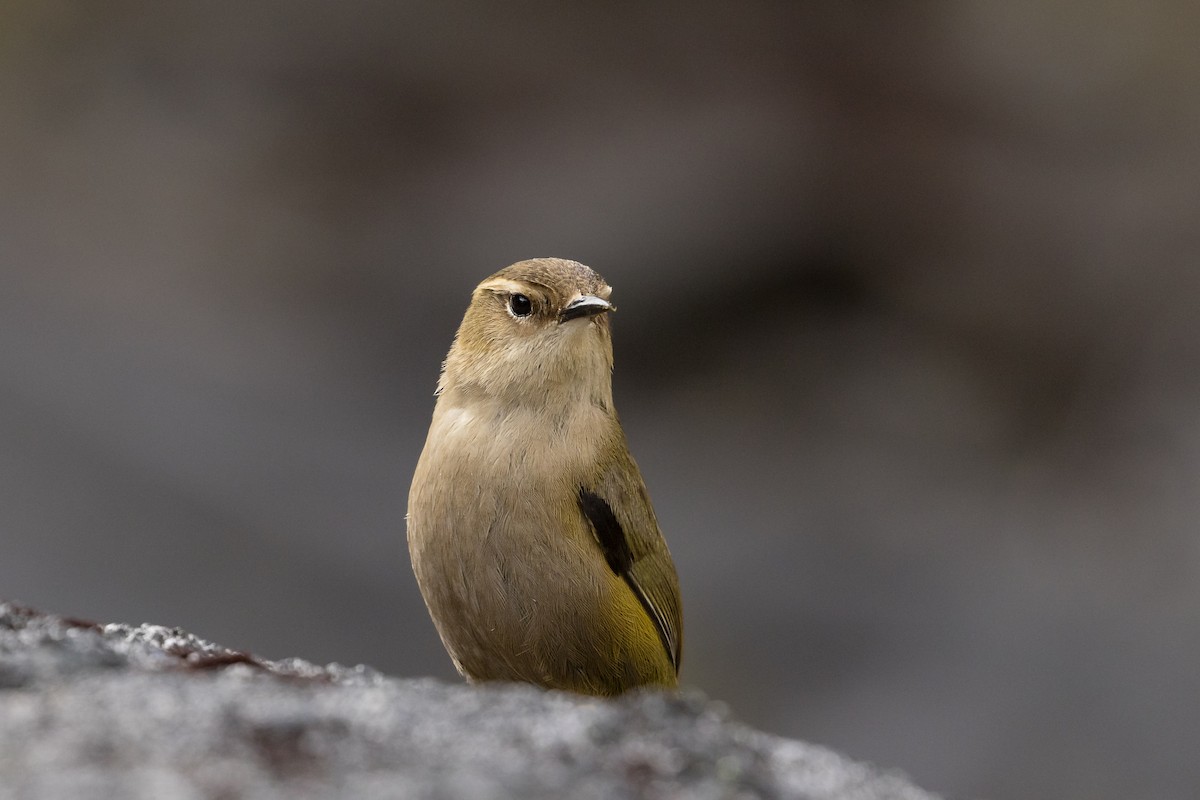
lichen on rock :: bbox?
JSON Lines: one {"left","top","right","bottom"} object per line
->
{"left": 0, "top": 603, "right": 936, "bottom": 800}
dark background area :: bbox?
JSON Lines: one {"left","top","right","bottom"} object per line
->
{"left": 3, "top": 4, "right": 1197, "bottom": 799}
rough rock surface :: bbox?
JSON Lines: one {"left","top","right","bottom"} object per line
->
{"left": 0, "top": 603, "right": 936, "bottom": 800}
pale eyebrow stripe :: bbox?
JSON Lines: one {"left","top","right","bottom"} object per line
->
{"left": 478, "top": 278, "right": 530, "bottom": 295}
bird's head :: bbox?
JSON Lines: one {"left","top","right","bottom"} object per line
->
{"left": 439, "top": 258, "right": 616, "bottom": 405}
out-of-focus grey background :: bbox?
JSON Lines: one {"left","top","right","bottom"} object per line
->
{"left": 3, "top": 4, "right": 1197, "bottom": 798}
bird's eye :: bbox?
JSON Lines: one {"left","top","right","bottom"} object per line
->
{"left": 508, "top": 293, "right": 533, "bottom": 317}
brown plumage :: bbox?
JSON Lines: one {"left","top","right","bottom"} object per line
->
{"left": 407, "top": 258, "right": 682, "bottom": 695}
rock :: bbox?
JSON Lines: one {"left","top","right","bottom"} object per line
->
{"left": 0, "top": 603, "right": 936, "bottom": 800}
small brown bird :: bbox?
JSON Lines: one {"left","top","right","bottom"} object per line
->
{"left": 407, "top": 258, "right": 682, "bottom": 695}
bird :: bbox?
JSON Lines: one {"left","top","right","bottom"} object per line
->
{"left": 407, "top": 258, "right": 682, "bottom": 696}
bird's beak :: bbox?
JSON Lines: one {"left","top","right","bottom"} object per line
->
{"left": 559, "top": 295, "right": 613, "bottom": 323}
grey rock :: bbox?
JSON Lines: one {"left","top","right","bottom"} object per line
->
{"left": 0, "top": 603, "right": 935, "bottom": 800}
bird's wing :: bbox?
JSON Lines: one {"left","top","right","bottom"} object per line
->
{"left": 578, "top": 443, "right": 682, "bottom": 674}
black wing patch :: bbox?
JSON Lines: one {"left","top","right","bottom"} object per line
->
{"left": 577, "top": 487, "right": 676, "bottom": 671}
{"left": 578, "top": 488, "right": 633, "bottom": 574}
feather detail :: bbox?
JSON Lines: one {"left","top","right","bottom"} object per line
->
{"left": 578, "top": 487, "right": 681, "bottom": 673}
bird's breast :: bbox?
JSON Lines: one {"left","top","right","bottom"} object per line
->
{"left": 408, "top": 396, "right": 615, "bottom": 591}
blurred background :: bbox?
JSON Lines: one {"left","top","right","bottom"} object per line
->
{"left": 2, "top": 3, "right": 1198, "bottom": 798}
